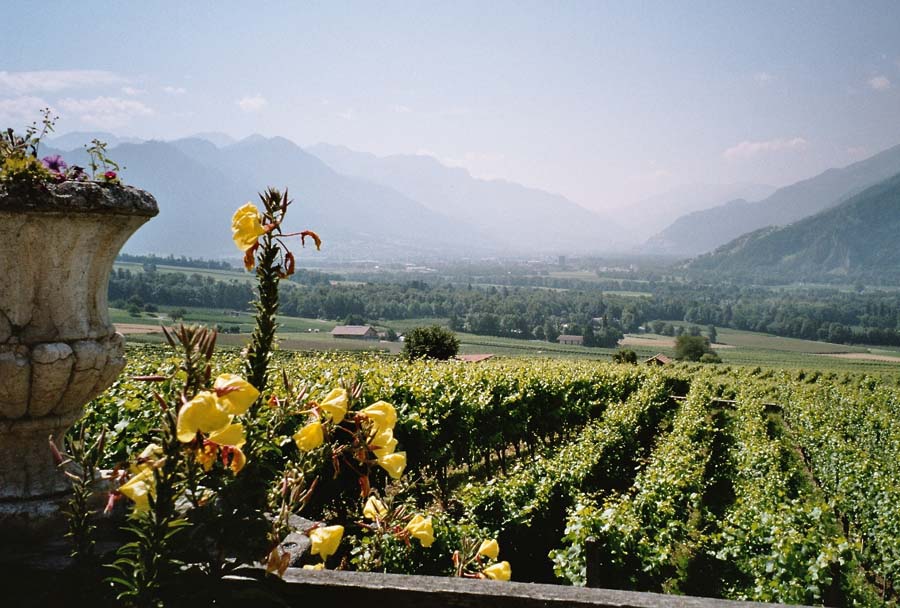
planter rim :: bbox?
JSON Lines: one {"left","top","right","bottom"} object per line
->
{"left": 0, "top": 181, "right": 158, "bottom": 217}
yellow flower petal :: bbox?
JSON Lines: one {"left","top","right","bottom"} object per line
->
{"left": 303, "top": 563, "right": 325, "bottom": 570}
{"left": 176, "top": 391, "right": 231, "bottom": 443}
{"left": 377, "top": 451, "right": 406, "bottom": 480}
{"left": 361, "top": 401, "right": 397, "bottom": 433}
{"left": 119, "top": 467, "right": 155, "bottom": 513}
{"left": 208, "top": 422, "right": 246, "bottom": 448}
{"left": 405, "top": 514, "right": 434, "bottom": 548}
{"left": 370, "top": 426, "right": 398, "bottom": 458}
{"left": 483, "top": 561, "right": 511, "bottom": 581}
{"left": 231, "top": 203, "right": 266, "bottom": 251}
{"left": 309, "top": 525, "right": 344, "bottom": 561}
{"left": 477, "top": 538, "right": 500, "bottom": 559}
{"left": 213, "top": 374, "right": 260, "bottom": 415}
{"left": 319, "top": 388, "right": 348, "bottom": 424}
{"left": 293, "top": 421, "right": 324, "bottom": 451}
{"left": 225, "top": 445, "right": 246, "bottom": 474}
{"left": 363, "top": 495, "right": 388, "bottom": 521}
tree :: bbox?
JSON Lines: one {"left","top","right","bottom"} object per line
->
{"left": 674, "top": 334, "right": 713, "bottom": 362}
{"left": 403, "top": 325, "right": 460, "bottom": 361}
{"left": 707, "top": 325, "right": 718, "bottom": 344}
{"left": 699, "top": 352, "right": 722, "bottom": 364}
{"left": 581, "top": 325, "right": 596, "bottom": 347}
{"left": 612, "top": 349, "right": 638, "bottom": 364}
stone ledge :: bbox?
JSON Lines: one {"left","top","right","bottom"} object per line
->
{"left": 224, "top": 568, "right": 803, "bottom": 608}
{"left": 0, "top": 181, "right": 158, "bottom": 217}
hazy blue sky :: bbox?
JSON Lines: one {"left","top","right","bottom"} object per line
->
{"left": 3, "top": 1, "right": 900, "bottom": 211}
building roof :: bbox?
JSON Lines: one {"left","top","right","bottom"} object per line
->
{"left": 331, "top": 325, "right": 376, "bottom": 336}
{"left": 456, "top": 354, "right": 494, "bottom": 363}
{"left": 557, "top": 334, "right": 584, "bottom": 341}
{"left": 643, "top": 353, "right": 672, "bottom": 364}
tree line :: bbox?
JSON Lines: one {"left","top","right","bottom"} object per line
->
{"left": 109, "top": 267, "right": 900, "bottom": 347}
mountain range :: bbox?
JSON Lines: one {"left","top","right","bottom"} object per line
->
{"left": 44, "top": 134, "right": 621, "bottom": 259}
{"left": 614, "top": 182, "right": 776, "bottom": 243}
{"left": 647, "top": 143, "right": 900, "bottom": 256}
{"left": 684, "top": 170, "right": 900, "bottom": 282}
{"left": 308, "top": 143, "right": 623, "bottom": 252}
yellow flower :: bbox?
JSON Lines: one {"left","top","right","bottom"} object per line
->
{"left": 361, "top": 401, "right": 397, "bottom": 433}
{"left": 176, "top": 391, "right": 231, "bottom": 443}
{"left": 213, "top": 374, "right": 259, "bottom": 415}
{"left": 130, "top": 443, "right": 163, "bottom": 474}
{"left": 208, "top": 422, "right": 246, "bottom": 447}
{"left": 303, "top": 563, "right": 325, "bottom": 570}
{"left": 370, "top": 426, "right": 398, "bottom": 458}
{"left": 318, "top": 388, "right": 348, "bottom": 424}
{"left": 223, "top": 445, "right": 247, "bottom": 474}
{"left": 377, "top": 451, "right": 406, "bottom": 479}
{"left": 119, "top": 467, "right": 155, "bottom": 513}
{"left": 309, "top": 525, "right": 344, "bottom": 561}
{"left": 363, "top": 495, "right": 388, "bottom": 520}
{"left": 293, "top": 421, "right": 324, "bottom": 451}
{"left": 405, "top": 514, "right": 434, "bottom": 548}
{"left": 483, "top": 561, "right": 511, "bottom": 581}
{"left": 231, "top": 202, "right": 266, "bottom": 251}
{"left": 477, "top": 538, "right": 500, "bottom": 560}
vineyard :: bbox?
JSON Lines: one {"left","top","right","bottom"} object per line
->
{"left": 81, "top": 345, "right": 900, "bottom": 606}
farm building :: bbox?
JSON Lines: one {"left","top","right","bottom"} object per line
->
{"left": 557, "top": 334, "right": 584, "bottom": 346}
{"left": 643, "top": 353, "right": 672, "bottom": 366}
{"left": 331, "top": 325, "right": 379, "bottom": 340}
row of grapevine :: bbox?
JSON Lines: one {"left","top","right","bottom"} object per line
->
{"left": 459, "top": 375, "right": 676, "bottom": 582}
{"left": 711, "top": 385, "right": 859, "bottom": 605}
{"left": 781, "top": 375, "right": 900, "bottom": 603}
{"left": 552, "top": 379, "right": 720, "bottom": 590}
{"left": 85, "top": 347, "right": 655, "bottom": 487}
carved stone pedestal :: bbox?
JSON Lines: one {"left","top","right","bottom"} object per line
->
{"left": 0, "top": 181, "right": 157, "bottom": 539}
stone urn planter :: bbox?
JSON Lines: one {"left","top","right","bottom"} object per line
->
{"left": 0, "top": 181, "right": 157, "bottom": 534}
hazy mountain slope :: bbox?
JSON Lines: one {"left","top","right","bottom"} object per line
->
{"left": 48, "top": 131, "right": 143, "bottom": 151}
{"left": 648, "top": 143, "right": 900, "bottom": 255}
{"left": 175, "top": 136, "right": 482, "bottom": 253}
{"left": 684, "top": 171, "right": 900, "bottom": 281}
{"left": 46, "top": 136, "right": 487, "bottom": 258}
{"left": 615, "top": 182, "right": 775, "bottom": 242}
{"left": 309, "top": 143, "right": 623, "bottom": 252}
{"left": 56, "top": 140, "right": 249, "bottom": 257}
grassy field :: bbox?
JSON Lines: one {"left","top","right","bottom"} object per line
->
{"left": 113, "top": 261, "right": 257, "bottom": 284}
{"left": 111, "top": 306, "right": 900, "bottom": 373}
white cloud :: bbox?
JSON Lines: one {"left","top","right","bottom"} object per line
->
{"left": 236, "top": 94, "right": 267, "bottom": 112}
{"left": 57, "top": 96, "right": 153, "bottom": 128}
{"left": 753, "top": 71, "right": 773, "bottom": 84}
{"left": 0, "top": 96, "right": 53, "bottom": 125}
{"left": 0, "top": 70, "right": 124, "bottom": 94}
{"left": 162, "top": 85, "right": 187, "bottom": 95}
{"left": 869, "top": 75, "right": 891, "bottom": 91}
{"left": 391, "top": 104, "right": 411, "bottom": 113}
{"left": 121, "top": 86, "right": 145, "bottom": 96}
{"left": 846, "top": 146, "right": 868, "bottom": 158}
{"left": 724, "top": 137, "right": 809, "bottom": 161}
{"left": 337, "top": 108, "right": 357, "bottom": 121}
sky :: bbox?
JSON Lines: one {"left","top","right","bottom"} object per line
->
{"left": 3, "top": 1, "right": 900, "bottom": 212}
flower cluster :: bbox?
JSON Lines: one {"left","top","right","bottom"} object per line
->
{"left": 453, "top": 537, "right": 512, "bottom": 581}
{"left": 176, "top": 373, "right": 260, "bottom": 473}
{"left": 114, "top": 371, "right": 259, "bottom": 514}
{"left": 1, "top": 111, "right": 120, "bottom": 186}
{"left": 361, "top": 494, "right": 434, "bottom": 547}
{"left": 292, "top": 388, "right": 407, "bottom": 481}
